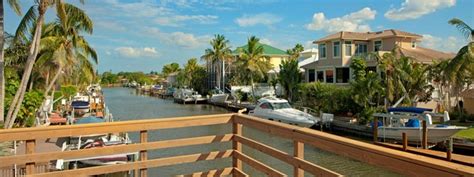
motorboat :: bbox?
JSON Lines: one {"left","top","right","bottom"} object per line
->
{"left": 373, "top": 107, "right": 466, "bottom": 144}
{"left": 78, "top": 136, "right": 132, "bottom": 166}
{"left": 173, "top": 88, "right": 207, "bottom": 104}
{"left": 249, "top": 97, "right": 319, "bottom": 127}
{"left": 71, "top": 94, "right": 90, "bottom": 115}
{"left": 208, "top": 89, "right": 229, "bottom": 105}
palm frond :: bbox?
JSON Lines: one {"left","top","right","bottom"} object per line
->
{"left": 14, "top": 6, "right": 37, "bottom": 43}
{"left": 8, "top": 0, "right": 22, "bottom": 15}
{"left": 449, "top": 18, "right": 473, "bottom": 40}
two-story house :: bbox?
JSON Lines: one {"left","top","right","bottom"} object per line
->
{"left": 301, "top": 29, "right": 454, "bottom": 84}
{"left": 233, "top": 43, "right": 290, "bottom": 75}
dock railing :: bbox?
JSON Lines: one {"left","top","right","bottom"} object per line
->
{"left": 0, "top": 114, "right": 473, "bottom": 177}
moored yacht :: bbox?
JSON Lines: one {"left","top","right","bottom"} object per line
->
{"left": 249, "top": 97, "right": 319, "bottom": 127}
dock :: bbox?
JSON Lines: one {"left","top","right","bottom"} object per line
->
{"left": 0, "top": 114, "right": 472, "bottom": 177}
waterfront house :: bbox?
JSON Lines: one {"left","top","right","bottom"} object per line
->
{"left": 298, "top": 48, "right": 319, "bottom": 70}
{"left": 301, "top": 29, "right": 454, "bottom": 84}
{"left": 166, "top": 72, "right": 179, "bottom": 87}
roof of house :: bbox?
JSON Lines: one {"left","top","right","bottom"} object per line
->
{"left": 233, "top": 43, "right": 288, "bottom": 56}
{"left": 314, "top": 29, "right": 423, "bottom": 43}
{"left": 461, "top": 89, "right": 474, "bottom": 98}
{"left": 396, "top": 47, "right": 455, "bottom": 64}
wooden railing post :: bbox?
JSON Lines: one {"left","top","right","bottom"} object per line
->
{"left": 373, "top": 117, "right": 378, "bottom": 143}
{"left": 293, "top": 141, "right": 304, "bottom": 177}
{"left": 139, "top": 130, "right": 148, "bottom": 177}
{"left": 446, "top": 138, "right": 452, "bottom": 161}
{"left": 422, "top": 120, "right": 427, "bottom": 149}
{"left": 402, "top": 132, "right": 407, "bottom": 151}
{"left": 232, "top": 120, "right": 243, "bottom": 174}
{"left": 25, "top": 139, "right": 36, "bottom": 175}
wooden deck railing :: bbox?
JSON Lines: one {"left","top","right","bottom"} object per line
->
{"left": 0, "top": 114, "right": 473, "bottom": 177}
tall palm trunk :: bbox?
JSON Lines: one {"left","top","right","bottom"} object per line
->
{"left": 215, "top": 61, "right": 221, "bottom": 90}
{"left": 0, "top": 0, "right": 4, "bottom": 124}
{"left": 250, "top": 77, "right": 257, "bottom": 103}
{"left": 44, "top": 66, "right": 62, "bottom": 96}
{"left": 5, "top": 3, "right": 47, "bottom": 129}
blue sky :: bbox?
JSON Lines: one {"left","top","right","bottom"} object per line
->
{"left": 4, "top": 0, "right": 473, "bottom": 73}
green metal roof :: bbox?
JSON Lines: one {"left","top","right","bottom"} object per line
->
{"left": 233, "top": 43, "right": 288, "bottom": 56}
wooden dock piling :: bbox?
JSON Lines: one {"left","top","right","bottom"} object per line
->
{"left": 402, "top": 132, "right": 408, "bottom": 151}
{"left": 422, "top": 120, "right": 427, "bottom": 149}
{"left": 373, "top": 117, "right": 378, "bottom": 143}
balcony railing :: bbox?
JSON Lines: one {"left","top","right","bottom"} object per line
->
{"left": 0, "top": 114, "right": 472, "bottom": 177}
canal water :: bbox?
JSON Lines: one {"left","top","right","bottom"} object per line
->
{"left": 103, "top": 88, "right": 403, "bottom": 177}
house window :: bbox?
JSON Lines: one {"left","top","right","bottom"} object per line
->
{"left": 411, "top": 41, "right": 417, "bottom": 48}
{"left": 367, "top": 66, "right": 377, "bottom": 73}
{"left": 344, "top": 41, "right": 352, "bottom": 56}
{"left": 326, "top": 70, "right": 334, "bottom": 83}
{"left": 374, "top": 41, "right": 382, "bottom": 52}
{"left": 319, "top": 44, "right": 326, "bottom": 58}
{"left": 308, "top": 69, "right": 315, "bottom": 82}
{"left": 317, "top": 71, "right": 324, "bottom": 82}
{"left": 333, "top": 42, "right": 340, "bottom": 57}
{"left": 336, "top": 68, "right": 350, "bottom": 83}
{"left": 355, "top": 43, "right": 368, "bottom": 55}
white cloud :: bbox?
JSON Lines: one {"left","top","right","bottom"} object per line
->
{"left": 115, "top": 47, "right": 159, "bottom": 58}
{"left": 385, "top": 0, "right": 456, "bottom": 21}
{"left": 144, "top": 27, "right": 211, "bottom": 48}
{"left": 155, "top": 15, "right": 218, "bottom": 27}
{"left": 306, "top": 7, "right": 376, "bottom": 33}
{"left": 420, "top": 34, "right": 465, "bottom": 53}
{"left": 235, "top": 13, "right": 282, "bottom": 27}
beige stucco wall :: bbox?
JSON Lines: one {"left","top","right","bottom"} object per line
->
{"left": 269, "top": 56, "right": 287, "bottom": 69}
{"left": 464, "top": 98, "right": 474, "bottom": 115}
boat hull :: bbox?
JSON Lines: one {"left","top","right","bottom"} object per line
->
{"left": 377, "top": 126, "right": 464, "bottom": 144}
{"left": 249, "top": 113, "right": 316, "bottom": 128}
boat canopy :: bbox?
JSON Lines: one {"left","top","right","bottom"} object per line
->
{"left": 387, "top": 107, "right": 432, "bottom": 114}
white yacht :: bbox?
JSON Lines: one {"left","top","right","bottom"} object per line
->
{"left": 373, "top": 107, "right": 466, "bottom": 144}
{"left": 249, "top": 97, "right": 318, "bottom": 127}
{"left": 173, "top": 88, "right": 206, "bottom": 104}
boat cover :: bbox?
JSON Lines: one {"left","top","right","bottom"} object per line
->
{"left": 387, "top": 107, "right": 432, "bottom": 114}
{"left": 76, "top": 116, "right": 104, "bottom": 124}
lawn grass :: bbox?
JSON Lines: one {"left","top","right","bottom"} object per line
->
{"left": 454, "top": 127, "right": 474, "bottom": 141}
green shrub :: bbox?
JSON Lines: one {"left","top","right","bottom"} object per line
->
{"left": 298, "top": 82, "right": 360, "bottom": 114}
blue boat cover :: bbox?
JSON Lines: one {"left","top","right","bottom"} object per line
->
{"left": 71, "top": 101, "right": 90, "bottom": 108}
{"left": 387, "top": 107, "right": 432, "bottom": 114}
{"left": 75, "top": 116, "right": 104, "bottom": 124}
{"left": 405, "top": 119, "right": 420, "bottom": 127}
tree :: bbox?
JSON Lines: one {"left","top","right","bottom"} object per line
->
{"left": 201, "top": 34, "right": 232, "bottom": 90}
{"left": 162, "top": 63, "right": 180, "bottom": 77}
{"left": 447, "top": 18, "right": 473, "bottom": 122}
{"left": 1, "top": 0, "right": 22, "bottom": 124}
{"left": 40, "top": 3, "right": 96, "bottom": 96}
{"left": 278, "top": 59, "right": 301, "bottom": 103}
{"left": 5, "top": 0, "right": 87, "bottom": 129}
{"left": 235, "top": 36, "right": 271, "bottom": 102}
{"left": 286, "top": 43, "right": 304, "bottom": 60}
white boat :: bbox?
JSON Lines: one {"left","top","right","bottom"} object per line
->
{"left": 71, "top": 94, "right": 90, "bottom": 115}
{"left": 173, "top": 88, "right": 207, "bottom": 104}
{"left": 208, "top": 89, "right": 229, "bottom": 104}
{"left": 373, "top": 107, "right": 466, "bottom": 144}
{"left": 249, "top": 97, "right": 318, "bottom": 127}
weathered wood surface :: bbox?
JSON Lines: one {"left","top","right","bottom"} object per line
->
{"left": 177, "top": 167, "right": 234, "bottom": 177}
{"left": 232, "top": 114, "right": 474, "bottom": 177}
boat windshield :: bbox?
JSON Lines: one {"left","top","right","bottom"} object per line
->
{"left": 271, "top": 102, "right": 292, "bottom": 109}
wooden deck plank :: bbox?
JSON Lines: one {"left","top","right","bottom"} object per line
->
{"left": 232, "top": 167, "right": 249, "bottom": 177}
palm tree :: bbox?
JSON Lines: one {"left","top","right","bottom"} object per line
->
{"left": 162, "top": 63, "right": 180, "bottom": 77}
{"left": 236, "top": 36, "right": 271, "bottom": 102}
{"left": 39, "top": 3, "right": 96, "bottom": 96}
{"left": 286, "top": 43, "right": 304, "bottom": 60}
{"left": 183, "top": 58, "right": 199, "bottom": 86}
{"left": 201, "top": 34, "right": 232, "bottom": 90}
{"left": 5, "top": 0, "right": 87, "bottom": 129}
{"left": 447, "top": 18, "right": 473, "bottom": 121}
{"left": 1, "top": 0, "right": 22, "bottom": 124}
{"left": 278, "top": 59, "right": 301, "bottom": 103}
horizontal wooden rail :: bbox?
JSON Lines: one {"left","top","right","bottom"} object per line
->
{"left": 0, "top": 114, "right": 233, "bottom": 142}
{"left": 177, "top": 167, "right": 234, "bottom": 177}
{"left": 232, "top": 114, "right": 474, "bottom": 177}
{"left": 0, "top": 134, "right": 233, "bottom": 167}
{"left": 30, "top": 150, "right": 234, "bottom": 177}
{"left": 234, "top": 135, "right": 341, "bottom": 177}
{"left": 233, "top": 150, "right": 286, "bottom": 177}
{"left": 232, "top": 167, "right": 249, "bottom": 177}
